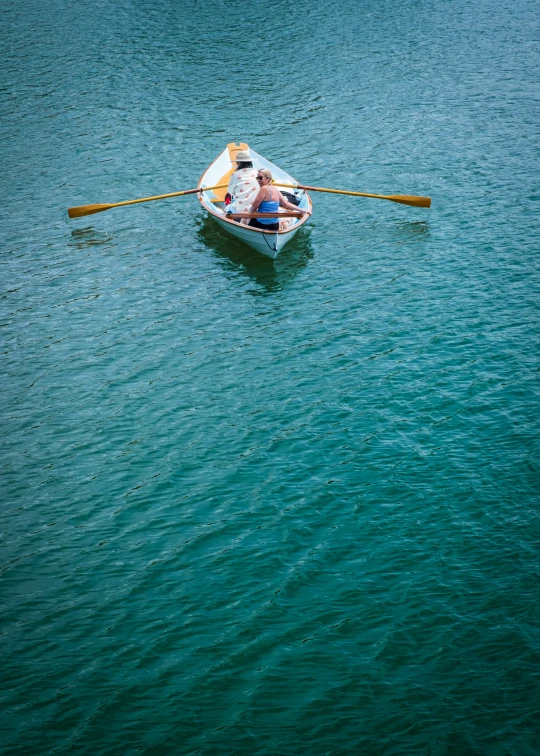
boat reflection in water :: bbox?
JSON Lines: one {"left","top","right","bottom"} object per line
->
{"left": 196, "top": 214, "right": 313, "bottom": 296}
{"left": 68, "top": 226, "right": 116, "bottom": 250}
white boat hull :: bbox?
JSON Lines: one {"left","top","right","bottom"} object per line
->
{"left": 198, "top": 143, "right": 311, "bottom": 259}
{"left": 212, "top": 216, "right": 300, "bottom": 259}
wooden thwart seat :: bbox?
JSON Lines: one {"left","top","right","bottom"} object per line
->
{"left": 229, "top": 212, "right": 303, "bottom": 219}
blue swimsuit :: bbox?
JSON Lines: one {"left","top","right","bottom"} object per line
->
{"left": 257, "top": 188, "right": 280, "bottom": 225}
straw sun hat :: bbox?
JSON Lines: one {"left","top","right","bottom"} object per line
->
{"left": 235, "top": 149, "right": 252, "bottom": 162}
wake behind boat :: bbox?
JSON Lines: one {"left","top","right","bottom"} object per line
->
{"left": 197, "top": 143, "right": 312, "bottom": 259}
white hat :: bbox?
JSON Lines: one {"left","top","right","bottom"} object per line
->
{"left": 235, "top": 149, "right": 251, "bottom": 162}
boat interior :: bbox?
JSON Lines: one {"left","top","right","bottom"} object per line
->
{"left": 199, "top": 143, "right": 310, "bottom": 232}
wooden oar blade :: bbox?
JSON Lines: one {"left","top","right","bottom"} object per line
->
{"left": 68, "top": 203, "right": 115, "bottom": 218}
{"left": 387, "top": 195, "right": 431, "bottom": 208}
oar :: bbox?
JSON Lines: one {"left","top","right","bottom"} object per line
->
{"left": 67, "top": 183, "right": 229, "bottom": 219}
{"left": 228, "top": 211, "right": 306, "bottom": 219}
{"left": 274, "top": 182, "right": 431, "bottom": 208}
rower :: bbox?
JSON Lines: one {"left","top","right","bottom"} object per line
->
{"left": 226, "top": 149, "right": 259, "bottom": 224}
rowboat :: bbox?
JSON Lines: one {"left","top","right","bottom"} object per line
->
{"left": 197, "top": 143, "right": 312, "bottom": 259}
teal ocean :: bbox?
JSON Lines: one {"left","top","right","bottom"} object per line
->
{"left": 1, "top": 0, "right": 539, "bottom": 753}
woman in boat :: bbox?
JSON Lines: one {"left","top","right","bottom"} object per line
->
{"left": 249, "top": 168, "right": 309, "bottom": 231}
{"left": 226, "top": 149, "right": 259, "bottom": 219}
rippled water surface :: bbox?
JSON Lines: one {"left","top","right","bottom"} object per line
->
{"left": 1, "top": 0, "right": 539, "bottom": 753}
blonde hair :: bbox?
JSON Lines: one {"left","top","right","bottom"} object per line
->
{"left": 259, "top": 168, "right": 272, "bottom": 180}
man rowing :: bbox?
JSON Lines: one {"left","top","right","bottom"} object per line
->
{"left": 225, "top": 149, "right": 259, "bottom": 221}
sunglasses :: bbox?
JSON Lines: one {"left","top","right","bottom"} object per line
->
{"left": 256, "top": 175, "right": 265, "bottom": 181}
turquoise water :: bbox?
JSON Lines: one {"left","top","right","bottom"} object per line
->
{"left": 1, "top": 0, "right": 539, "bottom": 753}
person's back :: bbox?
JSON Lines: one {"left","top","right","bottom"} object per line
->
{"left": 227, "top": 150, "right": 258, "bottom": 216}
{"left": 248, "top": 167, "right": 310, "bottom": 231}
{"left": 257, "top": 186, "right": 280, "bottom": 223}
